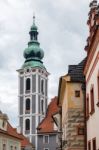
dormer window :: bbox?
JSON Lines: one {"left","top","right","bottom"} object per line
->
{"left": 2, "top": 120, "right": 6, "bottom": 128}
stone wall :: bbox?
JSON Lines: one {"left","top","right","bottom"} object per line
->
{"left": 63, "top": 109, "right": 85, "bottom": 150}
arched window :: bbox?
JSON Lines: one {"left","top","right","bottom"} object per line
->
{"left": 25, "top": 119, "right": 30, "bottom": 130}
{"left": 26, "top": 99, "right": 30, "bottom": 110}
{"left": 26, "top": 78, "right": 31, "bottom": 91}
{"left": 41, "top": 80, "right": 44, "bottom": 94}
{"left": 41, "top": 99, "right": 44, "bottom": 114}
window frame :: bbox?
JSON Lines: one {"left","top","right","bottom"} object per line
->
{"left": 92, "top": 137, "right": 96, "bottom": 150}
{"left": 41, "top": 99, "right": 44, "bottom": 115}
{"left": 88, "top": 140, "right": 91, "bottom": 150}
{"left": 3, "top": 144, "right": 6, "bottom": 150}
{"left": 25, "top": 119, "right": 30, "bottom": 131}
{"left": 25, "top": 78, "right": 31, "bottom": 91}
{"left": 43, "top": 135, "right": 49, "bottom": 144}
{"left": 10, "top": 146, "right": 13, "bottom": 150}
{"left": 15, "top": 147, "right": 17, "bottom": 150}
{"left": 75, "top": 90, "right": 80, "bottom": 98}
{"left": 97, "top": 71, "right": 99, "bottom": 106}
{"left": 90, "top": 85, "right": 95, "bottom": 115}
{"left": 41, "top": 79, "right": 44, "bottom": 95}
{"left": 25, "top": 98, "right": 30, "bottom": 111}
{"left": 86, "top": 94, "right": 89, "bottom": 120}
{"left": 77, "top": 126, "right": 85, "bottom": 135}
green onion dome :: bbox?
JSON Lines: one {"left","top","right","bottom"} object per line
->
{"left": 22, "top": 16, "right": 45, "bottom": 69}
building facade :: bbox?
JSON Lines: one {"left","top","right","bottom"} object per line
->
{"left": 84, "top": 0, "right": 99, "bottom": 149}
{"left": 58, "top": 60, "right": 86, "bottom": 150}
{"left": 17, "top": 16, "right": 49, "bottom": 149}
{"left": 37, "top": 97, "right": 59, "bottom": 150}
{"left": 52, "top": 110, "right": 62, "bottom": 150}
{"left": 0, "top": 111, "right": 21, "bottom": 150}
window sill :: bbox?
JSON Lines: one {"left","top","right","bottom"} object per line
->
{"left": 96, "top": 101, "right": 99, "bottom": 107}
{"left": 25, "top": 90, "right": 30, "bottom": 93}
{"left": 90, "top": 109, "right": 95, "bottom": 115}
{"left": 25, "top": 110, "right": 30, "bottom": 114}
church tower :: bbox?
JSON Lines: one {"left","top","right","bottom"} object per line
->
{"left": 17, "top": 16, "right": 49, "bottom": 149}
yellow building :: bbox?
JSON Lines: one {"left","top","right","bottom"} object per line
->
{"left": 58, "top": 60, "right": 86, "bottom": 150}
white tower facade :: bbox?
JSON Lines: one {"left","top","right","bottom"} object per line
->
{"left": 17, "top": 17, "right": 49, "bottom": 149}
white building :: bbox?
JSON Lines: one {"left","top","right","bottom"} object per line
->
{"left": 17, "top": 16, "right": 49, "bottom": 149}
{"left": 84, "top": 0, "right": 99, "bottom": 149}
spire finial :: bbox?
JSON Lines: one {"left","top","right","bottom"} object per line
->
{"left": 33, "top": 13, "right": 35, "bottom": 25}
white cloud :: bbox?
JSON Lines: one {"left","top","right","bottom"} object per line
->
{"left": 0, "top": 0, "right": 93, "bottom": 126}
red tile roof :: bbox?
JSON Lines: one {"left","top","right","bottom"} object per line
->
{"left": 19, "top": 134, "right": 34, "bottom": 148}
{"left": 0, "top": 122, "right": 22, "bottom": 140}
{"left": 37, "top": 97, "right": 59, "bottom": 133}
{"left": 0, "top": 122, "right": 34, "bottom": 148}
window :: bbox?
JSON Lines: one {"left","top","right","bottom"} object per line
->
{"left": 26, "top": 78, "right": 31, "bottom": 91}
{"left": 3, "top": 144, "right": 6, "bottom": 150}
{"left": 88, "top": 141, "right": 91, "bottom": 150}
{"left": 41, "top": 99, "right": 44, "bottom": 114}
{"left": 56, "top": 135, "right": 59, "bottom": 143}
{"left": 26, "top": 99, "right": 30, "bottom": 111}
{"left": 92, "top": 138, "right": 96, "bottom": 150}
{"left": 75, "top": 90, "right": 80, "bottom": 97}
{"left": 44, "top": 135, "right": 49, "bottom": 143}
{"left": 90, "top": 86, "right": 95, "bottom": 115}
{"left": 15, "top": 147, "right": 17, "bottom": 150}
{"left": 27, "top": 69, "right": 30, "bottom": 72}
{"left": 78, "top": 127, "right": 84, "bottom": 135}
{"left": 97, "top": 74, "right": 99, "bottom": 101}
{"left": 41, "top": 80, "right": 44, "bottom": 94}
{"left": 25, "top": 119, "right": 30, "bottom": 130}
{"left": 10, "top": 146, "right": 13, "bottom": 150}
{"left": 86, "top": 95, "right": 89, "bottom": 119}
{"left": 2, "top": 120, "right": 6, "bottom": 128}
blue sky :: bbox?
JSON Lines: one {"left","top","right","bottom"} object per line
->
{"left": 0, "top": 0, "right": 91, "bottom": 126}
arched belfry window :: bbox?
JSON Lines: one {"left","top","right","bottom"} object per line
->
{"left": 26, "top": 99, "right": 30, "bottom": 111}
{"left": 25, "top": 119, "right": 30, "bottom": 130}
{"left": 41, "top": 80, "right": 44, "bottom": 94}
{"left": 41, "top": 99, "right": 44, "bottom": 114}
{"left": 26, "top": 78, "right": 31, "bottom": 91}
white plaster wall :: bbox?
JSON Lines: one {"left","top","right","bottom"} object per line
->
{"left": 86, "top": 43, "right": 99, "bottom": 149}
{"left": 86, "top": 42, "right": 99, "bottom": 80}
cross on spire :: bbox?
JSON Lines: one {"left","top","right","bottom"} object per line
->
{"left": 33, "top": 13, "right": 35, "bottom": 25}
